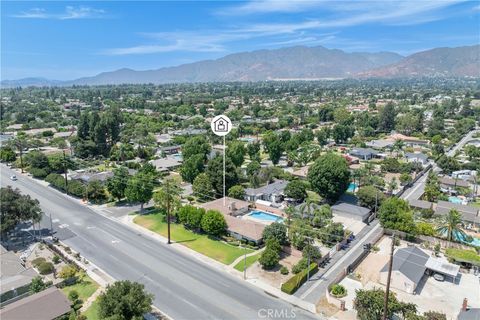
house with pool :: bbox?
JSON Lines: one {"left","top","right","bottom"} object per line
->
{"left": 199, "top": 197, "right": 285, "bottom": 245}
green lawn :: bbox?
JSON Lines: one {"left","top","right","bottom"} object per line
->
{"left": 62, "top": 274, "right": 99, "bottom": 302}
{"left": 234, "top": 252, "right": 261, "bottom": 272}
{"left": 134, "top": 213, "right": 254, "bottom": 264}
{"left": 83, "top": 299, "right": 100, "bottom": 320}
{"left": 445, "top": 248, "right": 480, "bottom": 266}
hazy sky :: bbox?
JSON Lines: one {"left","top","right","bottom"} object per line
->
{"left": 2, "top": 0, "right": 479, "bottom": 80}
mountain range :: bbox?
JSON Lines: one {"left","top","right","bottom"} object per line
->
{"left": 2, "top": 44, "right": 479, "bottom": 87}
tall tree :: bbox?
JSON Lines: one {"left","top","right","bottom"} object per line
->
{"left": 308, "top": 153, "right": 350, "bottom": 203}
{"left": 227, "top": 141, "right": 246, "bottom": 167}
{"left": 206, "top": 154, "right": 238, "bottom": 196}
{"left": 378, "top": 102, "right": 396, "bottom": 132}
{"left": 98, "top": 281, "right": 153, "bottom": 320}
{"left": 106, "top": 166, "right": 129, "bottom": 201}
{"left": 192, "top": 173, "right": 214, "bottom": 201}
{"left": 1, "top": 187, "right": 43, "bottom": 234}
{"left": 125, "top": 173, "right": 154, "bottom": 210}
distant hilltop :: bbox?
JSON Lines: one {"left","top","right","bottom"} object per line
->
{"left": 2, "top": 44, "right": 479, "bottom": 87}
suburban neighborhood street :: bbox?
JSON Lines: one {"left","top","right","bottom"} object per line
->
{"left": 1, "top": 165, "right": 321, "bottom": 320}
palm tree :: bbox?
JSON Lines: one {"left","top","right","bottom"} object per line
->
{"left": 299, "top": 198, "right": 317, "bottom": 219}
{"left": 393, "top": 139, "right": 404, "bottom": 159}
{"left": 437, "top": 209, "right": 465, "bottom": 242}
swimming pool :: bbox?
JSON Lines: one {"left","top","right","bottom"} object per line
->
{"left": 347, "top": 182, "right": 358, "bottom": 193}
{"left": 448, "top": 196, "right": 465, "bottom": 205}
{"left": 247, "top": 210, "right": 284, "bottom": 222}
{"left": 172, "top": 153, "right": 183, "bottom": 161}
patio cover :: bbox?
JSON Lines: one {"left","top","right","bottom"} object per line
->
{"left": 425, "top": 257, "right": 460, "bottom": 278}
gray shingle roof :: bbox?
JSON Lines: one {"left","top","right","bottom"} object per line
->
{"left": 381, "top": 247, "right": 429, "bottom": 285}
{"left": 332, "top": 202, "right": 371, "bottom": 218}
{"left": 245, "top": 180, "right": 288, "bottom": 197}
{"left": 0, "top": 287, "right": 71, "bottom": 320}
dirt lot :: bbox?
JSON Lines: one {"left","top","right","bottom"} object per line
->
{"left": 248, "top": 252, "right": 301, "bottom": 288}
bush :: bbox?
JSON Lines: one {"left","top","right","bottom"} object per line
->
{"left": 201, "top": 210, "right": 227, "bottom": 237}
{"left": 29, "top": 167, "right": 49, "bottom": 179}
{"left": 32, "top": 257, "right": 47, "bottom": 267}
{"left": 37, "top": 262, "right": 54, "bottom": 275}
{"left": 330, "top": 284, "right": 347, "bottom": 297}
{"left": 68, "top": 180, "right": 85, "bottom": 197}
{"left": 52, "top": 255, "right": 61, "bottom": 264}
{"left": 280, "top": 266, "right": 289, "bottom": 275}
{"left": 59, "top": 265, "right": 77, "bottom": 279}
{"left": 281, "top": 263, "right": 318, "bottom": 295}
{"left": 68, "top": 290, "right": 79, "bottom": 302}
{"left": 292, "top": 258, "right": 309, "bottom": 274}
{"left": 259, "top": 238, "right": 281, "bottom": 270}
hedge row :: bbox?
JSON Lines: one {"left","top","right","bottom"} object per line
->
{"left": 45, "top": 173, "right": 84, "bottom": 198}
{"left": 281, "top": 263, "right": 318, "bottom": 295}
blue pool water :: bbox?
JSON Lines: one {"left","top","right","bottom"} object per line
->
{"left": 248, "top": 210, "right": 284, "bottom": 222}
{"left": 347, "top": 183, "right": 358, "bottom": 193}
{"left": 172, "top": 153, "right": 183, "bottom": 161}
{"left": 448, "top": 196, "right": 464, "bottom": 204}
{"left": 440, "top": 229, "right": 480, "bottom": 247}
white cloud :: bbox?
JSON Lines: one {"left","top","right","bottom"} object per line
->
{"left": 102, "top": 0, "right": 470, "bottom": 56}
{"left": 12, "top": 6, "right": 105, "bottom": 20}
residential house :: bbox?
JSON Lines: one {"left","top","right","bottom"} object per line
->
{"left": 439, "top": 177, "right": 471, "bottom": 190}
{"left": 331, "top": 202, "right": 372, "bottom": 223}
{"left": 150, "top": 156, "right": 182, "bottom": 173}
{"left": 160, "top": 145, "right": 181, "bottom": 155}
{"left": 0, "top": 245, "right": 38, "bottom": 303}
{"left": 435, "top": 201, "right": 479, "bottom": 227}
{"left": 379, "top": 246, "right": 429, "bottom": 294}
{"left": 349, "top": 148, "right": 378, "bottom": 161}
{"left": 70, "top": 170, "right": 113, "bottom": 184}
{"left": 0, "top": 287, "right": 71, "bottom": 320}
{"left": 405, "top": 152, "right": 429, "bottom": 166}
{"left": 199, "top": 197, "right": 264, "bottom": 244}
{"left": 244, "top": 180, "right": 288, "bottom": 204}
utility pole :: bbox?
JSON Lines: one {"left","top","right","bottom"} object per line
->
{"left": 49, "top": 213, "right": 53, "bottom": 237}
{"left": 167, "top": 180, "right": 171, "bottom": 245}
{"left": 63, "top": 150, "right": 69, "bottom": 195}
{"left": 383, "top": 234, "right": 395, "bottom": 320}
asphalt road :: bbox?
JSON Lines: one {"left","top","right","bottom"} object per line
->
{"left": 1, "top": 165, "right": 321, "bottom": 320}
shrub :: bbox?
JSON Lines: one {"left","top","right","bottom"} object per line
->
{"left": 281, "top": 263, "right": 318, "bottom": 295}
{"left": 201, "top": 210, "right": 227, "bottom": 237}
{"left": 52, "top": 255, "right": 61, "bottom": 264}
{"left": 68, "top": 180, "right": 85, "bottom": 197}
{"left": 68, "top": 290, "right": 79, "bottom": 302}
{"left": 330, "top": 284, "right": 347, "bottom": 298}
{"left": 32, "top": 257, "right": 47, "bottom": 267}
{"left": 259, "top": 238, "right": 281, "bottom": 270}
{"left": 280, "top": 266, "right": 289, "bottom": 275}
{"left": 37, "top": 262, "right": 54, "bottom": 275}
{"left": 292, "top": 258, "right": 309, "bottom": 274}
{"left": 59, "top": 265, "right": 77, "bottom": 279}
{"left": 302, "top": 244, "right": 322, "bottom": 260}
{"left": 29, "top": 167, "right": 49, "bottom": 179}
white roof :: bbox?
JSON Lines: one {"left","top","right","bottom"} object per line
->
{"left": 425, "top": 257, "right": 460, "bottom": 277}
{"left": 255, "top": 199, "right": 272, "bottom": 207}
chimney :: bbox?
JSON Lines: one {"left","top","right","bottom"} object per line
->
{"left": 462, "top": 298, "right": 468, "bottom": 312}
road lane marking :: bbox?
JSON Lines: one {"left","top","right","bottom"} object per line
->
{"left": 59, "top": 224, "right": 69, "bottom": 229}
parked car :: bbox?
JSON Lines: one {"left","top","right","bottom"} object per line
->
{"left": 10, "top": 175, "right": 17, "bottom": 181}
{"left": 433, "top": 273, "right": 445, "bottom": 281}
